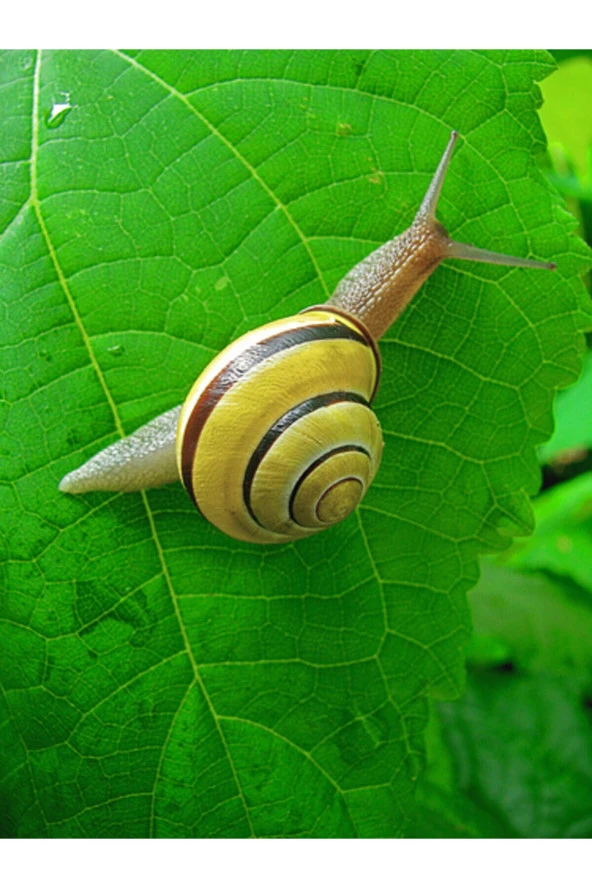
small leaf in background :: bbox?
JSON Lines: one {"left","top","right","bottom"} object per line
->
{"left": 540, "top": 55, "right": 592, "bottom": 182}
{"left": 540, "top": 53, "right": 592, "bottom": 244}
{"left": 538, "top": 350, "right": 592, "bottom": 464}
{"left": 505, "top": 472, "right": 592, "bottom": 596}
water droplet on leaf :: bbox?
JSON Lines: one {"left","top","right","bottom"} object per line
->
{"left": 45, "top": 99, "right": 72, "bottom": 129}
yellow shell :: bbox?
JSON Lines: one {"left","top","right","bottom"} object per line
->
{"left": 176, "top": 309, "right": 383, "bottom": 543}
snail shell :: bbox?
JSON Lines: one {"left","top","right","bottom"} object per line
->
{"left": 177, "top": 308, "right": 382, "bottom": 543}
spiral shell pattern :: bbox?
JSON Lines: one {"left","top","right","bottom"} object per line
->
{"left": 176, "top": 309, "right": 383, "bottom": 543}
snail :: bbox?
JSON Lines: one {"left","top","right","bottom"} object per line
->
{"left": 59, "top": 131, "right": 555, "bottom": 544}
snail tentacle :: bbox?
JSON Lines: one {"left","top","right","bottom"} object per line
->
{"left": 445, "top": 240, "right": 556, "bottom": 270}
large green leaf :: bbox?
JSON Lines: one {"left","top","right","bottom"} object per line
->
{"left": 0, "top": 49, "right": 590, "bottom": 838}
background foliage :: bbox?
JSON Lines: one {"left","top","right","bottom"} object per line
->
{"left": 0, "top": 49, "right": 590, "bottom": 838}
{"left": 414, "top": 49, "right": 592, "bottom": 838}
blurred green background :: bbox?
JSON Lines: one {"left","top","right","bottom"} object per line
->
{"left": 413, "top": 49, "right": 592, "bottom": 839}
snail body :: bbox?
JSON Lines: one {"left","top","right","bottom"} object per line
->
{"left": 60, "top": 131, "right": 555, "bottom": 544}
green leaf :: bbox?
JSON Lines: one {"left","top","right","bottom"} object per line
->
{"left": 1, "top": 49, "right": 590, "bottom": 838}
{"left": 538, "top": 351, "right": 592, "bottom": 463}
{"left": 540, "top": 56, "right": 592, "bottom": 181}
{"left": 417, "top": 563, "right": 592, "bottom": 838}
{"left": 470, "top": 560, "right": 592, "bottom": 673}
{"left": 505, "top": 472, "right": 592, "bottom": 596}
